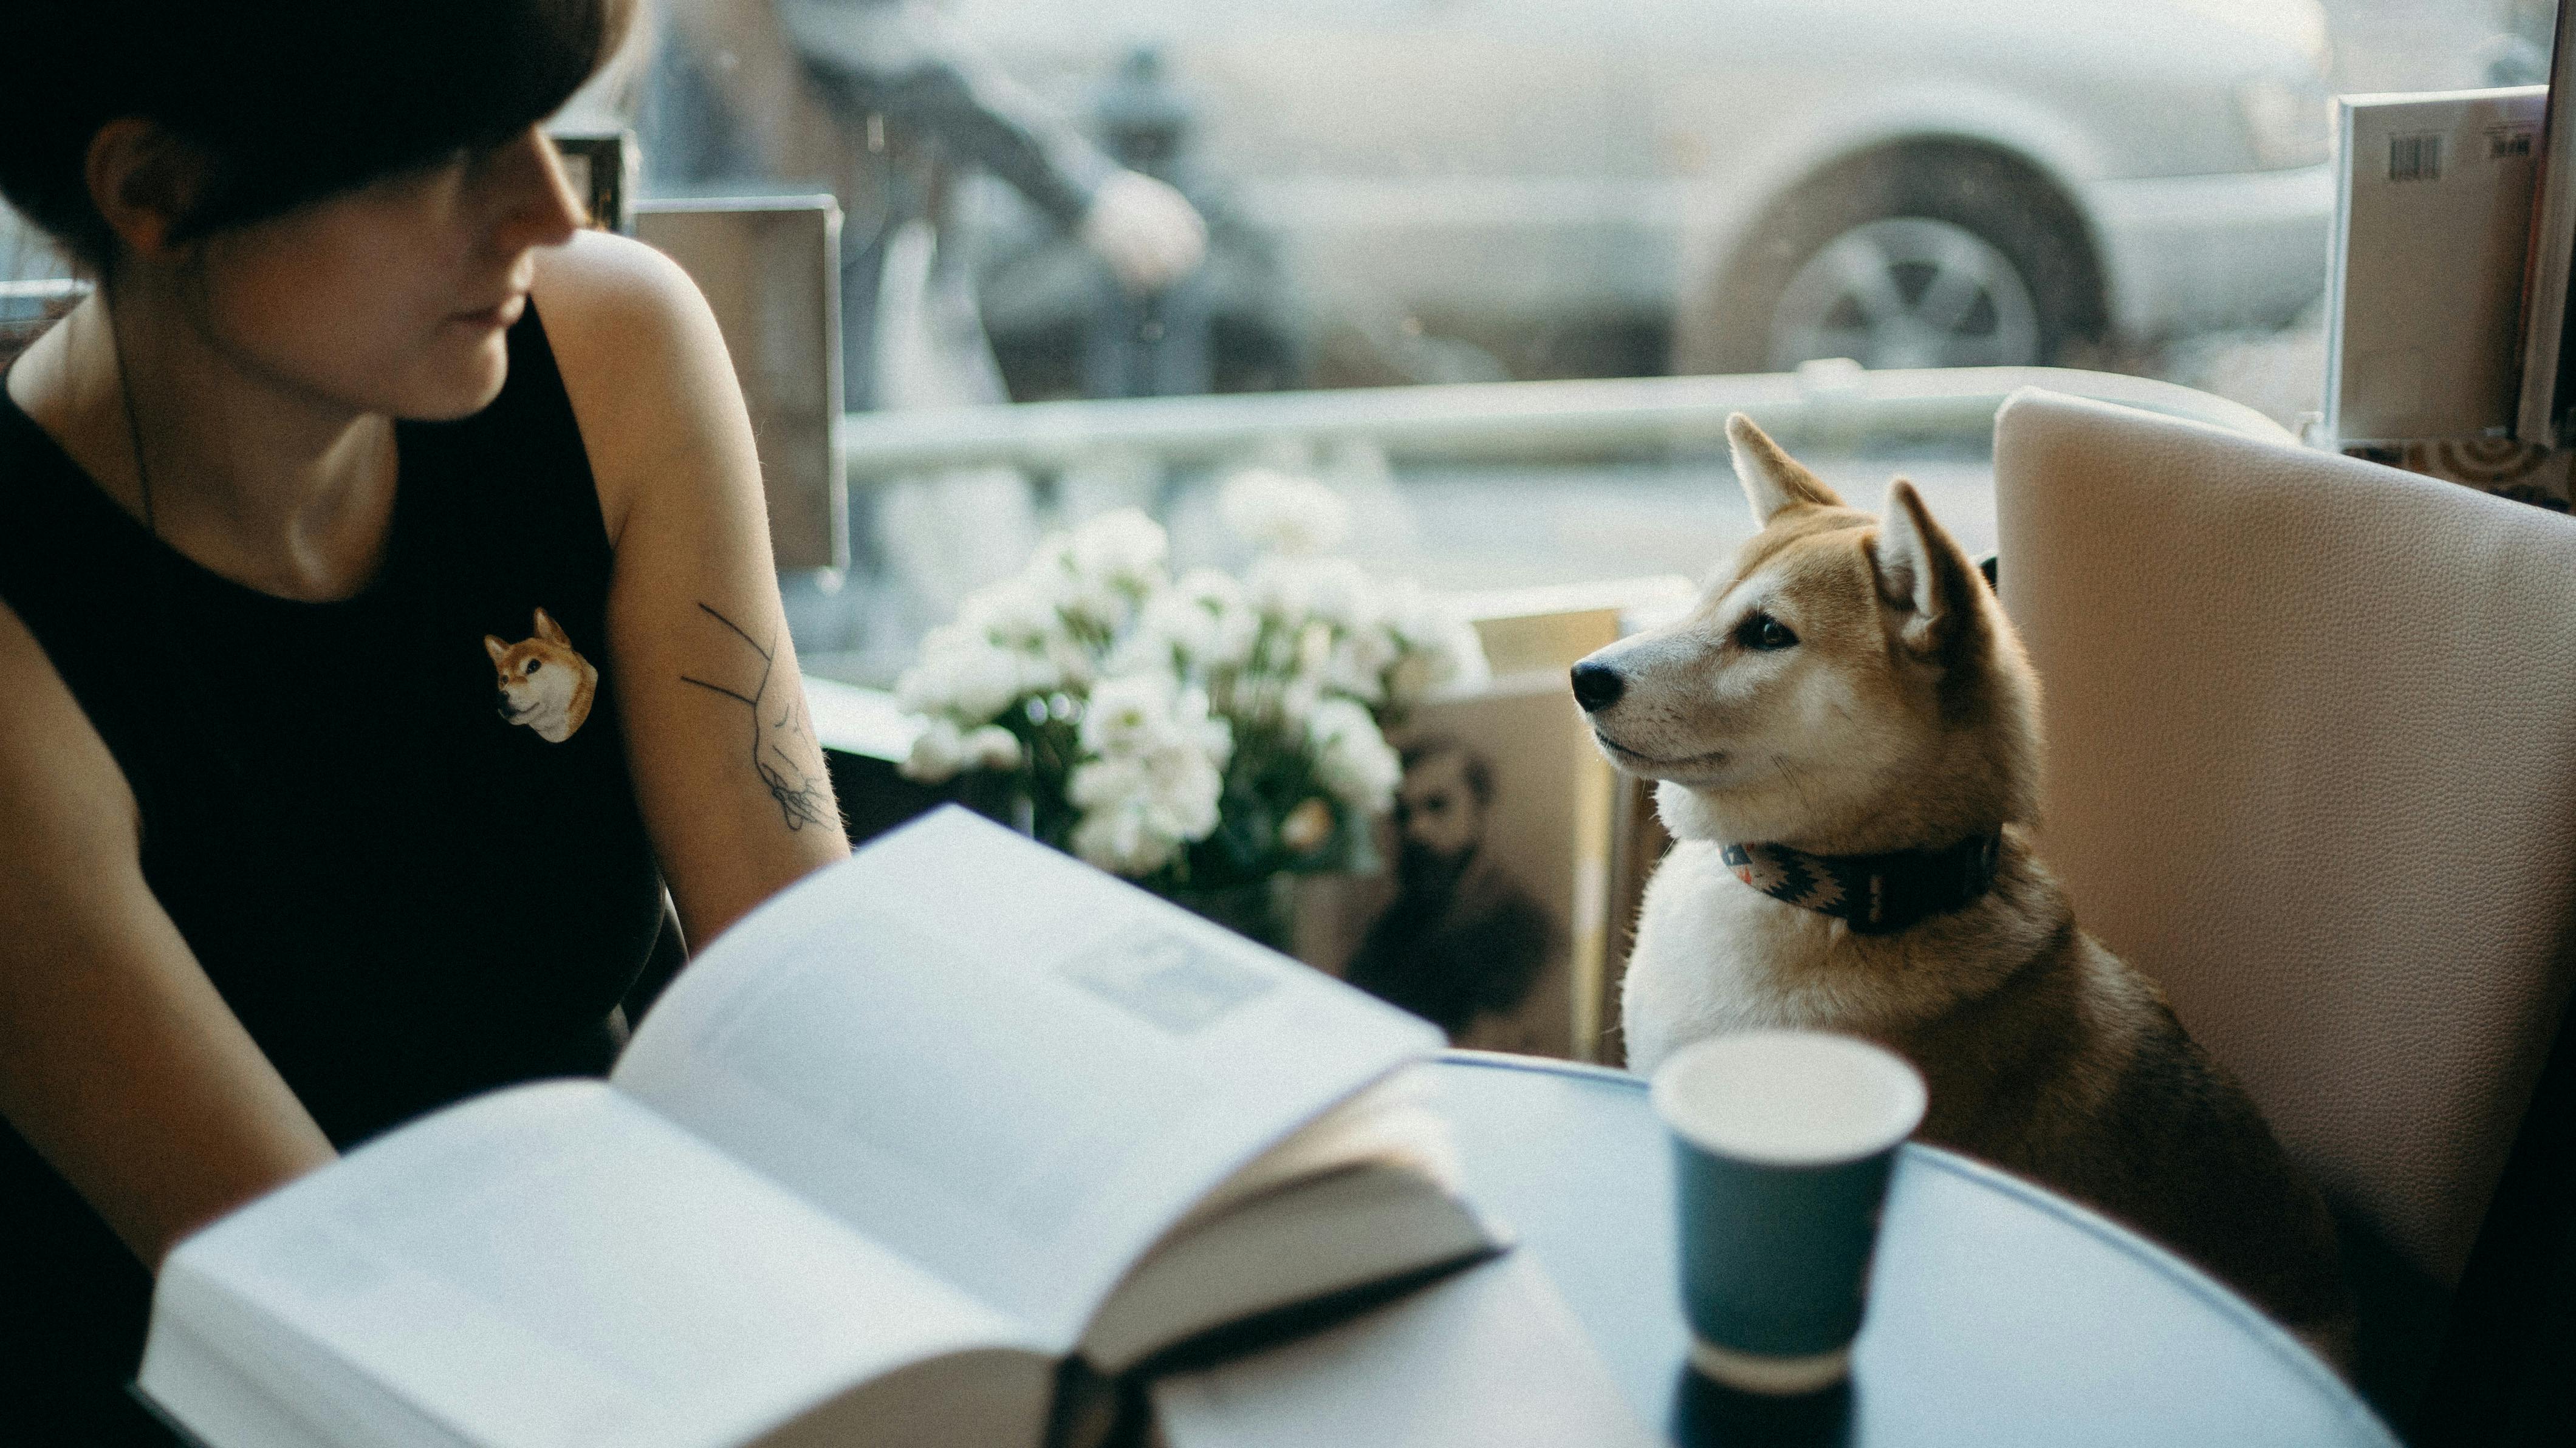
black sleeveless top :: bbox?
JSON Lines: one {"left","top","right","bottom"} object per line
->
{"left": 0, "top": 307, "right": 664, "bottom": 1443}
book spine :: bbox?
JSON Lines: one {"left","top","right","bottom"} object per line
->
{"left": 2515, "top": 1, "right": 2576, "bottom": 445}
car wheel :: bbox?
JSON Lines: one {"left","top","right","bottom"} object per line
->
{"left": 1682, "top": 146, "right": 2105, "bottom": 375}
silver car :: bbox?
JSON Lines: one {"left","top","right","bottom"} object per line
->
{"left": 957, "top": 0, "right": 2335, "bottom": 380}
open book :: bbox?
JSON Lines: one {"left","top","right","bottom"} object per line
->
{"left": 136, "top": 808, "right": 1499, "bottom": 1448}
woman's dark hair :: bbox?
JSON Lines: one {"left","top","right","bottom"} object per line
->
{"left": 0, "top": 0, "right": 632, "bottom": 274}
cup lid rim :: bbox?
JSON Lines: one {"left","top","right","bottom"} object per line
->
{"left": 1649, "top": 1029, "right": 1928, "bottom": 1167}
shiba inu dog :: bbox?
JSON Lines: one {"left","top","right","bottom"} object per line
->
{"left": 1578, "top": 415, "right": 2352, "bottom": 1361}
{"left": 486, "top": 607, "right": 598, "bottom": 743}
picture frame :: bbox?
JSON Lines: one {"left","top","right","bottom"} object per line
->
{"left": 1291, "top": 577, "right": 1693, "bottom": 1062}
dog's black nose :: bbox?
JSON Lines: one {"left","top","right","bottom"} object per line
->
{"left": 1571, "top": 660, "right": 1625, "bottom": 712}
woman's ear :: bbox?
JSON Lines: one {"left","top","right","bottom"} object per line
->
{"left": 84, "top": 118, "right": 213, "bottom": 262}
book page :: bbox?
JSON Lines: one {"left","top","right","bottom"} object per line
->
{"left": 613, "top": 808, "right": 1443, "bottom": 1350}
{"left": 148, "top": 1081, "right": 1047, "bottom": 1448}
{"left": 1149, "top": 1255, "right": 1656, "bottom": 1448}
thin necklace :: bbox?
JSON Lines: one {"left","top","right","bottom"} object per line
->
{"left": 100, "top": 295, "right": 246, "bottom": 784}
{"left": 108, "top": 302, "right": 159, "bottom": 538}
{"left": 106, "top": 329, "right": 404, "bottom": 582}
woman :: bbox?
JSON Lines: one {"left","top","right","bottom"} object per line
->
{"left": 0, "top": 3, "right": 851, "bottom": 1438}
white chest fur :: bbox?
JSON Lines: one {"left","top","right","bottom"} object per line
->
{"left": 1620, "top": 839, "right": 1854, "bottom": 1076}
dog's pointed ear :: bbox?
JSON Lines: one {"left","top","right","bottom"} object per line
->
{"left": 1872, "top": 477, "right": 1977, "bottom": 657}
{"left": 533, "top": 608, "right": 569, "bottom": 647}
{"left": 484, "top": 635, "right": 509, "bottom": 666}
{"left": 1728, "top": 413, "right": 1844, "bottom": 527}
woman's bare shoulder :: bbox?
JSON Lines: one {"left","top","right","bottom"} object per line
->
{"left": 531, "top": 228, "right": 702, "bottom": 323}
{"left": 527, "top": 230, "right": 747, "bottom": 545}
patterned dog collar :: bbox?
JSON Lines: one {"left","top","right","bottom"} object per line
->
{"left": 1720, "top": 834, "right": 2003, "bottom": 935}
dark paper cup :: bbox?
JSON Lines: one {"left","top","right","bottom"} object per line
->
{"left": 1650, "top": 1030, "right": 1927, "bottom": 1395}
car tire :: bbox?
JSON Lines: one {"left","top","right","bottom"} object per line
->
{"left": 1679, "top": 145, "right": 2106, "bottom": 376}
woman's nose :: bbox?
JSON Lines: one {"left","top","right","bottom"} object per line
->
{"left": 490, "top": 128, "right": 585, "bottom": 250}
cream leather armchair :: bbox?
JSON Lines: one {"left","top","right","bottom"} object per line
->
{"left": 1992, "top": 389, "right": 2576, "bottom": 1440}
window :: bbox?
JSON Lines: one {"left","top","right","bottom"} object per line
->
{"left": 635, "top": 1, "right": 2489, "bottom": 680}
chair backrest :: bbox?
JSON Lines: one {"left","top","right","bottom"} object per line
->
{"left": 1991, "top": 389, "right": 2576, "bottom": 1309}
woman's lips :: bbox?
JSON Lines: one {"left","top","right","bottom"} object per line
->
{"left": 449, "top": 293, "right": 526, "bottom": 330}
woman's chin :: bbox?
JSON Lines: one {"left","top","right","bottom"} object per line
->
{"left": 400, "top": 343, "right": 512, "bottom": 420}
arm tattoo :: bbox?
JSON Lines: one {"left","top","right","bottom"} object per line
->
{"left": 680, "top": 603, "right": 834, "bottom": 832}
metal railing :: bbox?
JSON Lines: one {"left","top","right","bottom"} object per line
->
{"left": 8, "top": 270, "right": 2293, "bottom": 474}
{"left": 837, "top": 361, "right": 2294, "bottom": 482}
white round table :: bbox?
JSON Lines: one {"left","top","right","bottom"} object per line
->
{"left": 1431, "top": 1051, "right": 2399, "bottom": 1447}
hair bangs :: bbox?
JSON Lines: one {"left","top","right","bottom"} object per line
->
{"left": 177, "top": 0, "right": 632, "bottom": 241}
{"left": 0, "top": 1, "right": 633, "bottom": 268}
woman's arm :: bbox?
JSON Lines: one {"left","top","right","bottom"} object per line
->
{"left": 0, "top": 601, "right": 334, "bottom": 1267}
{"left": 532, "top": 229, "right": 851, "bottom": 954}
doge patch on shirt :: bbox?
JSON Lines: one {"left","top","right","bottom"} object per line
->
{"left": 485, "top": 606, "right": 599, "bottom": 742}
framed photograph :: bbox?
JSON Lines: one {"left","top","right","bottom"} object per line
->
{"left": 1292, "top": 578, "right": 1692, "bottom": 1062}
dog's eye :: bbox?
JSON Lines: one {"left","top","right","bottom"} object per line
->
{"left": 1737, "top": 612, "right": 1798, "bottom": 652}
{"left": 524, "top": 659, "right": 542, "bottom": 675}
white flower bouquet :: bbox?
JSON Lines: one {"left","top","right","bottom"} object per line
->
{"left": 895, "top": 470, "right": 1488, "bottom": 921}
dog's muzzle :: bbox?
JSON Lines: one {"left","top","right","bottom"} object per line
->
{"left": 1571, "top": 660, "right": 1625, "bottom": 712}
